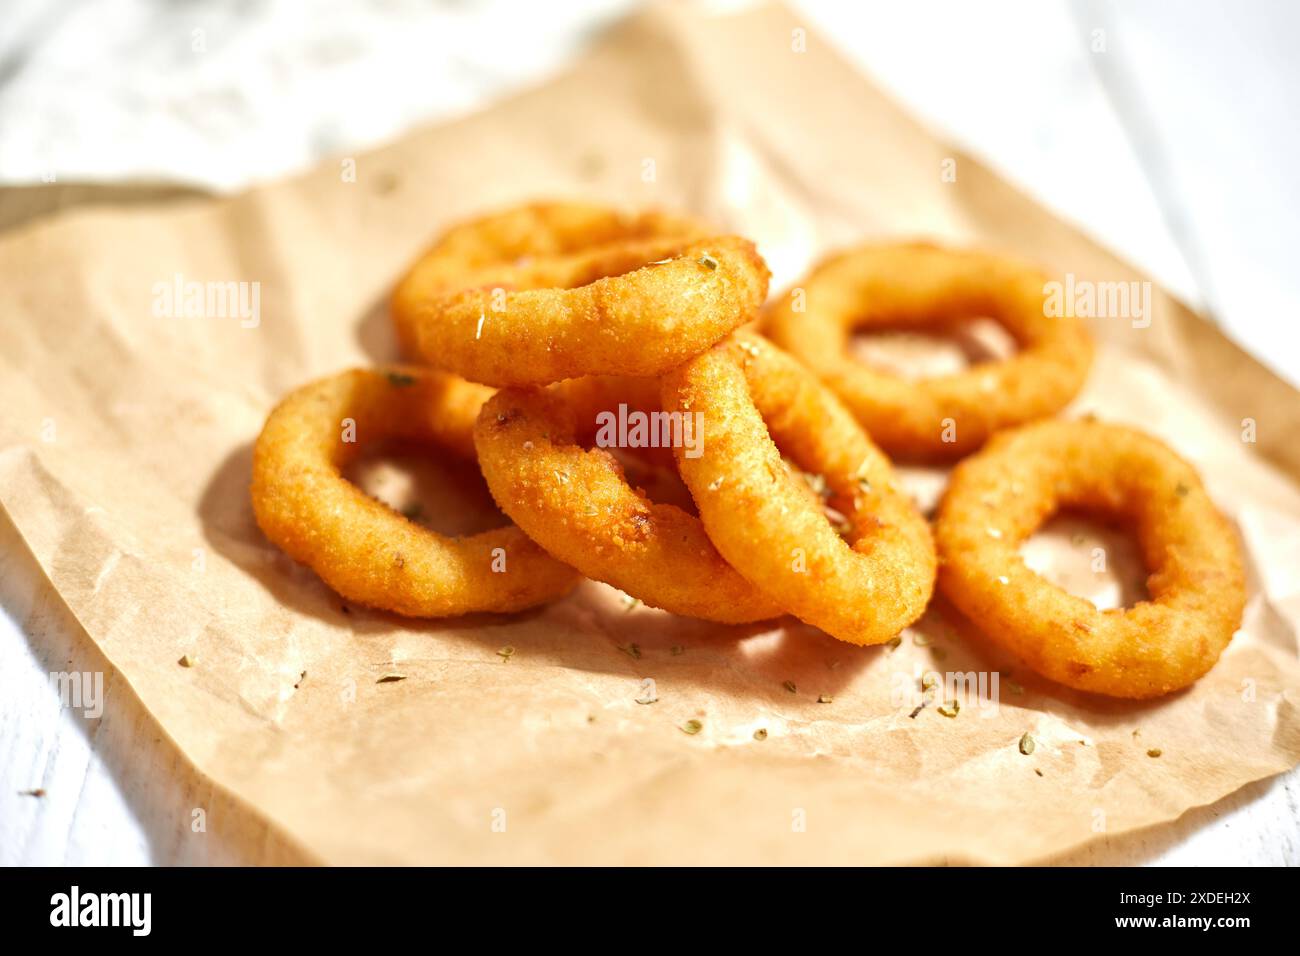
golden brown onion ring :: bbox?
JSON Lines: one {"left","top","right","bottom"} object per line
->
{"left": 660, "top": 332, "right": 936, "bottom": 644}
{"left": 251, "top": 367, "right": 579, "bottom": 616}
{"left": 474, "top": 378, "right": 783, "bottom": 623}
{"left": 764, "top": 242, "right": 1092, "bottom": 460}
{"left": 393, "top": 202, "right": 769, "bottom": 386}
{"left": 391, "top": 201, "right": 708, "bottom": 358}
{"left": 934, "top": 419, "right": 1245, "bottom": 698}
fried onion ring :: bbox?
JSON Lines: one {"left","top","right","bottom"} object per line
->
{"left": 391, "top": 201, "right": 709, "bottom": 358}
{"left": 660, "top": 332, "right": 936, "bottom": 644}
{"left": 393, "top": 202, "right": 770, "bottom": 386}
{"left": 934, "top": 419, "right": 1245, "bottom": 698}
{"left": 764, "top": 242, "right": 1093, "bottom": 459}
{"left": 473, "top": 378, "right": 784, "bottom": 623}
{"left": 251, "top": 367, "right": 579, "bottom": 616}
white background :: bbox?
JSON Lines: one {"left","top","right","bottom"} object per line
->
{"left": 2, "top": 0, "right": 1297, "bottom": 865}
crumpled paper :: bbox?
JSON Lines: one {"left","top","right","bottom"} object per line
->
{"left": 0, "top": 1, "right": 1297, "bottom": 865}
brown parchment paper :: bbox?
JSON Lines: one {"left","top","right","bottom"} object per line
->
{"left": 1, "top": 1, "right": 1298, "bottom": 866}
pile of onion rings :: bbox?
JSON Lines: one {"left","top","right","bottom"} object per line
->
{"left": 248, "top": 201, "right": 1245, "bottom": 699}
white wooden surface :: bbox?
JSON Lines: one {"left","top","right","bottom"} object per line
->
{"left": 2, "top": 0, "right": 1297, "bottom": 865}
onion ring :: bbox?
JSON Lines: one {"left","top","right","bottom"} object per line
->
{"left": 660, "top": 332, "right": 936, "bottom": 644}
{"left": 933, "top": 419, "right": 1245, "bottom": 698}
{"left": 393, "top": 203, "right": 769, "bottom": 386}
{"left": 251, "top": 367, "right": 579, "bottom": 616}
{"left": 473, "top": 378, "right": 784, "bottom": 623}
{"left": 391, "top": 201, "right": 708, "bottom": 358}
{"left": 764, "top": 242, "right": 1093, "bottom": 459}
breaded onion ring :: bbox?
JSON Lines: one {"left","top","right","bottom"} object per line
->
{"left": 934, "top": 419, "right": 1245, "bottom": 698}
{"left": 393, "top": 202, "right": 770, "bottom": 386}
{"left": 660, "top": 332, "right": 936, "bottom": 644}
{"left": 391, "top": 201, "right": 708, "bottom": 358}
{"left": 251, "top": 367, "right": 579, "bottom": 616}
{"left": 764, "top": 242, "right": 1093, "bottom": 459}
{"left": 473, "top": 378, "right": 784, "bottom": 623}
